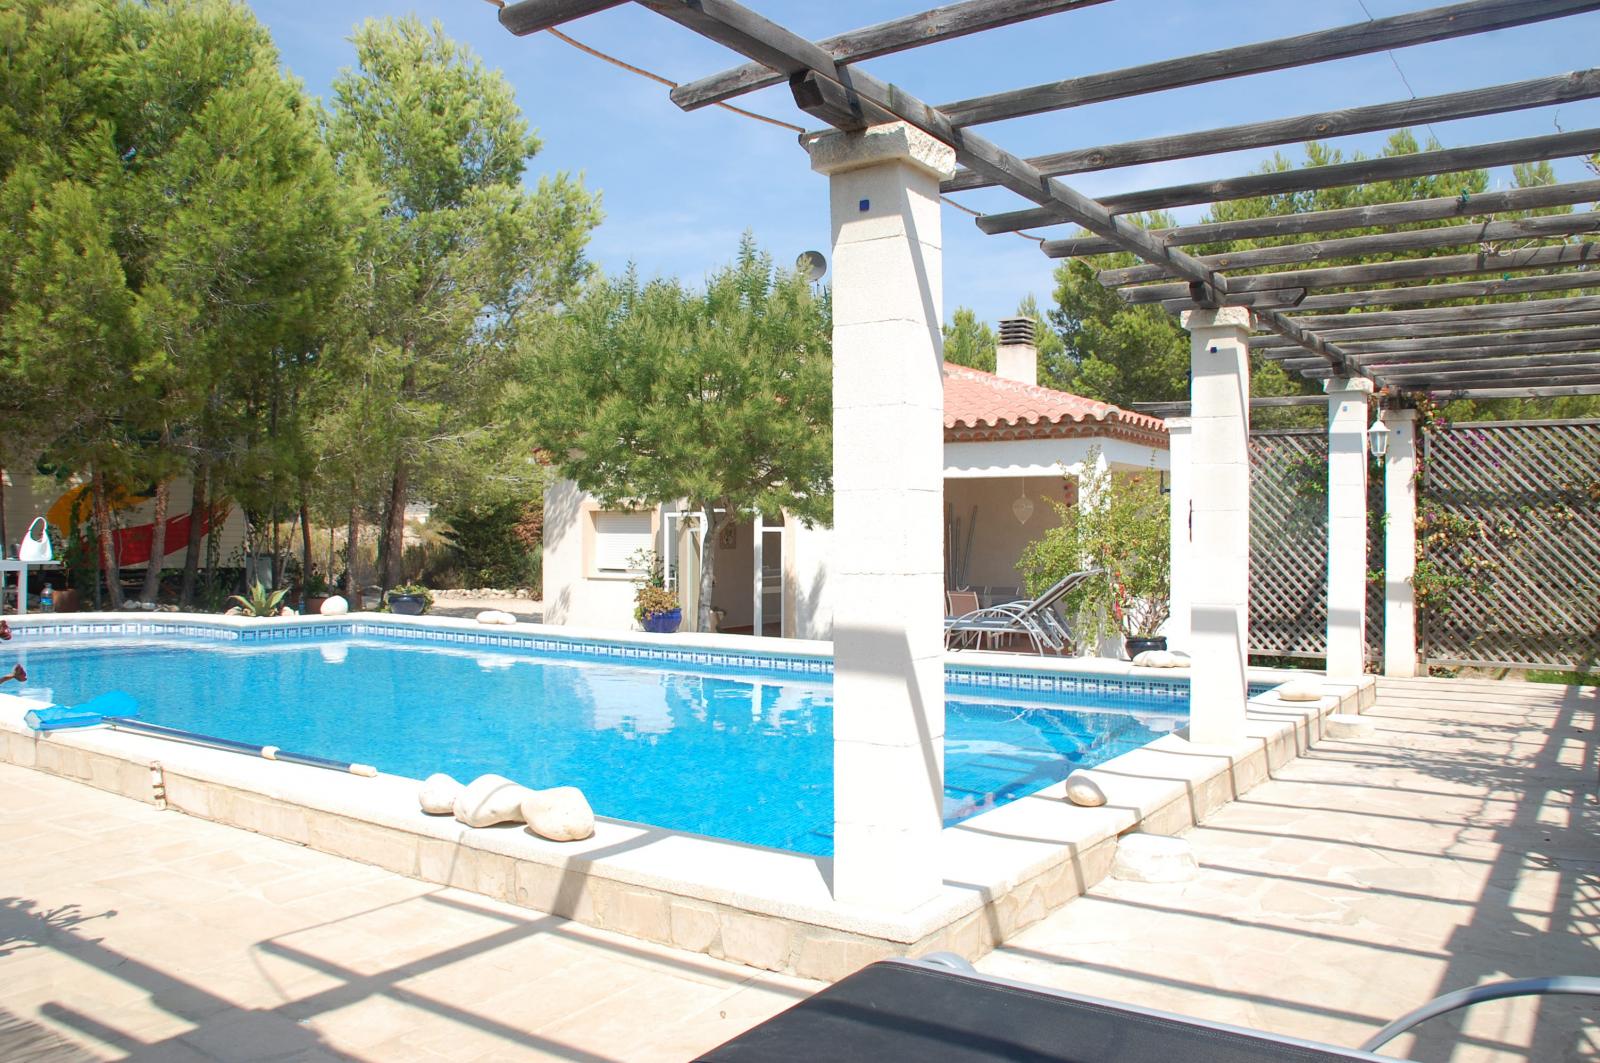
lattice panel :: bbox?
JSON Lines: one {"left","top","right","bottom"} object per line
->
{"left": 1421, "top": 420, "right": 1600, "bottom": 672}
{"left": 1249, "top": 431, "right": 1329, "bottom": 659}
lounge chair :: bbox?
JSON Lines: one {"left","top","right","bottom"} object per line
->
{"left": 700, "top": 954, "right": 1600, "bottom": 1061}
{"left": 944, "top": 569, "right": 1102, "bottom": 654}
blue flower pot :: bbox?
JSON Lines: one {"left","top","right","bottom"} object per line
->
{"left": 642, "top": 608, "right": 682, "bottom": 634}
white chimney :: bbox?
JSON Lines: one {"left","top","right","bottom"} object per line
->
{"left": 995, "top": 316, "right": 1037, "bottom": 385}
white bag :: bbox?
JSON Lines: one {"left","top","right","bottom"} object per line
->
{"left": 19, "top": 517, "right": 52, "bottom": 562}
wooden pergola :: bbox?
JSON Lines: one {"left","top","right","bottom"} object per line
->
{"left": 501, "top": 0, "right": 1600, "bottom": 399}
{"left": 496, "top": 0, "right": 1600, "bottom": 913}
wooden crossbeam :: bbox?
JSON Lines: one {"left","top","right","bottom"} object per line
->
{"left": 637, "top": 0, "right": 1367, "bottom": 379}
{"left": 1131, "top": 395, "right": 1331, "bottom": 416}
{"left": 1356, "top": 352, "right": 1600, "bottom": 374}
{"left": 946, "top": 69, "right": 1600, "bottom": 193}
{"left": 1096, "top": 213, "right": 1600, "bottom": 285}
{"left": 937, "top": 0, "right": 1600, "bottom": 127}
{"left": 989, "top": 127, "right": 1600, "bottom": 232}
{"left": 1159, "top": 271, "right": 1600, "bottom": 314}
{"left": 1284, "top": 334, "right": 1600, "bottom": 369}
{"left": 1028, "top": 179, "right": 1600, "bottom": 250}
{"left": 1431, "top": 383, "right": 1600, "bottom": 398}
{"left": 1253, "top": 311, "right": 1600, "bottom": 349}
{"left": 1123, "top": 242, "right": 1600, "bottom": 303}
{"left": 499, "top": 0, "right": 628, "bottom": 35}
{"left": 670, "top": 0, "right": 1109, "bottom": 110}
{"left": 1278, "top": 294, "right": 1600, "bottom": 332}
{"left": 1345, "top": 365, "right": 1600, "bottom": 384}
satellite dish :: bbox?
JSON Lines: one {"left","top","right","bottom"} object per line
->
{"left": 796, "top": 250, "right": 827, "bottom": 282}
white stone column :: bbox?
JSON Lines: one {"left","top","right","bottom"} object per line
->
{"left": 1323, "top": 377, "right": 1374, "bottom": 679}
{"left": 808, "top": 123, "right": 954, "bottom": 911}
{"left": 1383, "top": 409, "right": 1419, "bottom": 677}
{"left": 1181, "top": 308, "right": 1251, "bottom": 746}
{"left": 1164, "top": 417, "right": 1192, "bottom": 650}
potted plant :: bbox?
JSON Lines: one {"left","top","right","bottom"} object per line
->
{"left": 1017, "top": 448, "right": 1170, "bottom": 660}
{"left": 384, "top": 582, "right": 433, "bottom": 616}
{"left": 229, "top": 581, "right": 289, "bottom": 617}
{"left": 628, "top": 548, "right": 681, "bottom": 633}
{"left": 301, "top": 566, "right": 333, "bottom": 615}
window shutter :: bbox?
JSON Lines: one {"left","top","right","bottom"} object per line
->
{"left": 593, "top": 511, "right": 652, "bottom": 573}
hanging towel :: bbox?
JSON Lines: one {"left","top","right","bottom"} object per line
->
{"left": 24, "top": 691, "right": 139, "bottom": 731}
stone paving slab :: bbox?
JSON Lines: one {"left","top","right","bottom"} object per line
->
{"left": 975, "top": 677, "right": 1600, "bottom": 1062}
{"left": 0, "top": 763, "right": 818, "bottom": 1061}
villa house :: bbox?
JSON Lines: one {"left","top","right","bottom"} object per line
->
{"left": 541, "top": 318, "right": 1168, "bottom": 639}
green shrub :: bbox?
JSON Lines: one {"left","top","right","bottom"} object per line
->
{"left": 435, "top": 500, "right": 541, "bottom": 591}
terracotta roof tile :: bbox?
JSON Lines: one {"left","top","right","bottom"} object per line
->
{"left": 942, "top": 363, "right": 1167, "bottom": 440}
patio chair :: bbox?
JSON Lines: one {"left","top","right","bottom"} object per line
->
{"left": 944, "top": 569, "right": 1102, "bottom": 654}
{"left": 699, "top": 955, "right": 1600, "bottom": 1062}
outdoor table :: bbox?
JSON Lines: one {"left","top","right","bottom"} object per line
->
{"left": 699, "top": 958, "right": 1388, "bottom": 1062}
{"left": 0, "top": 559, "right": 62, "bottom": 615}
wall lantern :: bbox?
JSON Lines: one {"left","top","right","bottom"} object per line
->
{"left": 1367, "top": 410, "right": 1391, "bottom": 458}
{"left": 1012, "top": 483, "right": 1035, "bottom": 525}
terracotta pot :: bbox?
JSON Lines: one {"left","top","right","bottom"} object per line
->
{"left": 51, "top": 588, "right": 81, "bottom": 614}
{"left": 302, "top": 596, "right": 331, "bottom": 616}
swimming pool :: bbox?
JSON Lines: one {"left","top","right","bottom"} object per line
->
{"left": 15, "top": 625, "right": 1192, "bottom": 856}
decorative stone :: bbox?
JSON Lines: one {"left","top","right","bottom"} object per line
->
{"left": 1111, "top": 833, "right": 1198, "bottom": 883}
{"left": 418, "top": 773, "right": 463, "bottom": 815}
{"left": 320, "top": 596, "right": 349, "bottom": 615}
{"left": 521, "top": 786, "right": 595, "bottom": 841}
{"left": 279, "top": 606, "right": 296, "bottom": 617}
{"left": 1131, "top": 650, "right": 1191, "bottom": 669}
{"left": 475, "top": 609, "right": 516, "bottom": 625}
{"left": 224, "top": 606, "right": 243, "bottom": 616}
{"left": 453, "top": 774, "right": 531, "bottom": 828}
{"left": 1276, "top": 679, "right": 1324, "bottom": 702}
{"left": 1326, "top": 712, "right": 1376, "bottom": 739}
{"left": 1064, "top": 770, "right": 1107, "bottom": 807}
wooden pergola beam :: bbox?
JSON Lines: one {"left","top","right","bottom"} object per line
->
{"left": 1123, "top": 242, "right": 1600, "bottom": 303}
{"left": 1029, "top": 179, "right": 1600, "bottom": 251}
{"left": 1278, "top": 294, "right": 1600, "bottom": 332}
{"left": 670, "top": 0, "right": 1109, "bottom": 111}
{"left": 499, "top": 0, "right": 628, "bottom": 35}
{"left": 1283, "top": 334, "right": 1600, "bottom": 369}
{"left": 1131, "top": 395, "right": 1330, "bottom": 416}
{"left": 988, "top": 127, "right": 1600, "bottom": 231}
{"left": 1348, "top": 365, "right": 1600, "bottom": 385}
{"left": 936, "top": 0, "right": 1600, "bottom": 127}
{"left": 1159, "top": 271, "right": 1600, "bottom": 314}
{"left": 946, "top": 69, "right": 1600, "bottom": 193}
{"left": 1097, "top": 212, "right": 1600, "bottom": 285}
{"left": 1253, "top": 311, "right": 1600, "bottom": 350}
{"left": 1433, "top": 383, "right": 1600, "bottom": 398}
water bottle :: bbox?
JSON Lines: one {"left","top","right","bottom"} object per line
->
{"left": 39, "top": 584, "right": 52, "bottom": 612}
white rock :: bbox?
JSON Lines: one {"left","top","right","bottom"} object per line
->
{"left": 224, "top": 606, "right": 243, "bottom": 616}
{"left": 1276, "top": 679, "right": 1324, "bottom": 703}
{"left": 1064, "top": 770, "right": 1106, "bottom": 807}
{"left": 1131, "top": 650, "right": 1191, "bottom": 669}
{"left": 475, "top": 609, "right": 517, "bottom": 626}
{"left": 1112, "top": 833, "right": 1198, "bottom": 883}
{"left": 320, "top": 596, "right": 349, "bottom": 615}
{"left": 453, "top": 774, "right": 531, "bottom": 828}
{"left": 521, "top": 786, "right": 596, "bottom": 842}
{"left": 1325, "top": 712, "right": 1376, "bottom": 739}
{"left": 279, "top": 606, "right": 296, "bottom": 617}
{"left": 418, "top": 773, "right": 463, "bottom": 815}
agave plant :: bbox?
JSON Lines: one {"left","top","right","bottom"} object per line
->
{"left": 229, "top": 581, "right": 289, "bottom": 618}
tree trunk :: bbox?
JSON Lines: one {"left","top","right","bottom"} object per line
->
{"left": 140, "top": 477, "right": 171, "bottom": 601}
{"left": 0, "top": 467, "right": 8, "bottom": 557}
{"left": 299, "top": 495, "right": 313, "bottom": 590}
{"left": 698, "top": 507, "right": 724, "bottom": 633}
{"left": 91, "top": 468, "right": 124, "bottom": 610}
{"left": 345, "top": 499, "right": 360, "bottom": 599}
{"left": 180, "top": 463, "right": 208, "bottom": 607}
{"left": 381, "top": 459, "right": 407, "bottom": 591}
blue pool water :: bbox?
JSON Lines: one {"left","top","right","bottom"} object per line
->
{"left": 16, "top": 635, "right": 1187, "bottom": 855}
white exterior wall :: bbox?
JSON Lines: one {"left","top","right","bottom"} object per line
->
{"left": 540, "top": 478, "right": 648, "bottom": 629}
{"left": 1324, "top": 377, "right": 1374, "bottom": 679}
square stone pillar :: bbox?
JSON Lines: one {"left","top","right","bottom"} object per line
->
{"left": 1180, "top": 308, "right": 1251, "bottom": 746}
{"left": 1164, "top": 417, "right": 1192, "bottom": 650}
{"left": 808, "top": 123, "right": 954, "bottom": 911}
{"left": 1383, "top": 408, "right": 1419, "bottom": 677}
{"left": 1323, "top": 377, "right": 1374, "bottom": 679}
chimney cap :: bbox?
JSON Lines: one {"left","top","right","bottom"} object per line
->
{"left": 998, "top": 317, "right": 1035, "bottom": 346}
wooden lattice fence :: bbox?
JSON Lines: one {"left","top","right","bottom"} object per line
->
{"left": 1247, "top": 429, "right": 1383, "bottom": 662}
{"left": 1420, "top": 419, "right": 1600, "bottom": 672}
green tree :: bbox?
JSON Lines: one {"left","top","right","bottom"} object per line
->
{"left": 519, "top": 236, "right": 832, "bottom": 631}
{"left": 323, "top": 16, "right": 600, "bottom": 590}
{"left": 942, "top": 307, "right": 996, "bottom": 371}
{"left": 0, "top": 0, "right": 350, "bottom": 605}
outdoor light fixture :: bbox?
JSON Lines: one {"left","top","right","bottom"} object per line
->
{"left": 1367, "top": 410, "right": 1391, "bottom": 458}
{"left": 1012, "top": 483, "right": 1035, "bottom": 525}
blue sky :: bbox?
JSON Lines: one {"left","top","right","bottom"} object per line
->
{"left": 252, "top": 1, "right": 1600, "bottom": 326}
